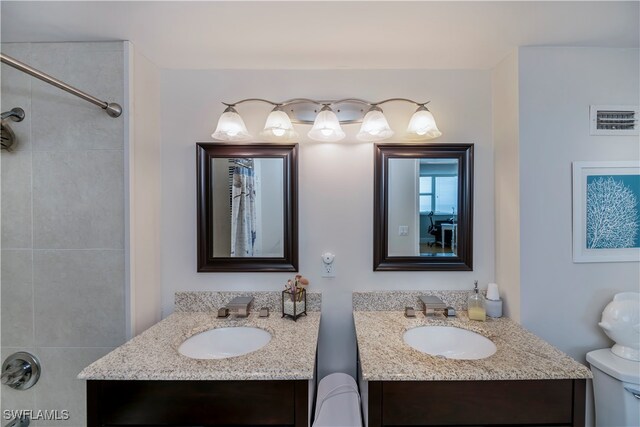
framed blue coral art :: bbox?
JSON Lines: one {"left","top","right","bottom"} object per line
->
{"left": 573, "top": 161, "right": 640, "bottom": 263}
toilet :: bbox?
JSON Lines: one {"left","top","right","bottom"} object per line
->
{"left": 587, "top": 349, "right": 640, "bottom": 427}
{"left": 587, "top": 292, "right": 640, "bottom": 427}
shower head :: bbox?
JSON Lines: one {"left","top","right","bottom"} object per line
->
{"left": 1, "top": 123, "right": 17, "bottom": 151}
{"left": 1, "top": 107, "right": 25, "bottom": 151}
{"left": 1, "top": 107, "right": 25, "bottom": 122}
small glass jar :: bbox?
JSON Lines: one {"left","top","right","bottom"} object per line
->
{"left": 282, "top": 288, "right": 307, "bottom": 321}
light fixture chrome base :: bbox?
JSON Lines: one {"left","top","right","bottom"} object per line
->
{"left": 224, "top": 97, "right": 430, "bottom": 125}
{"left": 284, "top": 100, "right": 368, "bottom": 125}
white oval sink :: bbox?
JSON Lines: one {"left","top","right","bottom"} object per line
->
{"left": 403, "top": 326, "right": 496, "bottom": 360}
{"left": 179, "top": 327, "right": 271, "bottom": 360}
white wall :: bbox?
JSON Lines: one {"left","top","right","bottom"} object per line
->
{"left": 212, "top": 158, "right": 232, "bottom": 256}
{"left": 128, "top": 44, "right": 162, "bottom": 336}
{"left": 160, "top": 69, "right": 494, "bottom": 377}
{"left": 518, "top": 47, "right": 640, "bottom": 362}
{"left": 388, "top": 159, "right": 419, "bottom": 256}
{"left": 492, "top": 51, "right": 521, "bottom": 321}
{"left": 256, "top": 158, "right": 284, "bottom": 256}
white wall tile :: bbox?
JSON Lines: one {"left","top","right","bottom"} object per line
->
{"left": 33, "top": 250, "right": 125, "bottom": 347}
{"left": 1, "top": 150, "right": 32, "bottom": 248}
{"left": 33, "top": 150, "right": 124, "bottom": 250}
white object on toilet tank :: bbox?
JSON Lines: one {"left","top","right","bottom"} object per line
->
{"left": 598, "top": 292, "right": 640, "bottom": 361}
{"left": 587, "top": 348, "right": 640, "bottom": 427}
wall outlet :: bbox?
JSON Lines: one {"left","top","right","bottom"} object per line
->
{"left": 321, "top": 252, "right": 335, "bottom": 278}
{"left": 398, "top": 225, "right": 409, "bottom": 236}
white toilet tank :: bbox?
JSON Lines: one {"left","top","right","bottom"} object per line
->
{"left": 587, "top": 348, "right": 640, "bottom": 427}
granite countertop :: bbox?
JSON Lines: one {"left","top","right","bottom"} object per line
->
{"left": 354, "top": 310, "right": 592, "bottom": 381}
{"left": 79, "top": 311, "right": 321, "bottom": 381}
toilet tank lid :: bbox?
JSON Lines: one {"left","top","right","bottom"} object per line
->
{"left": 587, "top": 349, "right": 640, "bottom": 384}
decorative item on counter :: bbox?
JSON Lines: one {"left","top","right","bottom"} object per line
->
{"left": 282, "top": 275, "right": 309, "bottom": 321}
{"left": 467, "top": 280, "right": 487, "bottom": 321}
{"left": 485, "top": 282, "right": 503, "bottom": 318}
{"left": 598, "top": 292, "right": 640, "bottom": 361}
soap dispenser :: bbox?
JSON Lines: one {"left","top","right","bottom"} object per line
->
{"left": 468, "top": 280, "right": 486, "bottom": 321}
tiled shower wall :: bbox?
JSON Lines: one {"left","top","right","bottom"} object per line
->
{"left": 1, "top": 42, "right": 126, "bottom": 426}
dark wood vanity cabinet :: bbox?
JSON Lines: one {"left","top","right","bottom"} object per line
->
{"left": 366, "top": 379, "right": 585, "bottom": 427}
{"left": 87, "top": 379, "right": 309, "bottom": 426}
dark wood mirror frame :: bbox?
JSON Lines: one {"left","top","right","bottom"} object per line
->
{"left": 373, "top": 143, "right": 474, "bottom": 271}
{"left": 197, "top": 143, "right": 298, "bottom": 272}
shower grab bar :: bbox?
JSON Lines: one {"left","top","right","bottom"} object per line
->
{"left": 0, "top": 53, "right": 122, "bottom": 118}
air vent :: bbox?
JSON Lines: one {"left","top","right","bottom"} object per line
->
{"left": 590, "top": 105, "right": 639, "bottom": 136}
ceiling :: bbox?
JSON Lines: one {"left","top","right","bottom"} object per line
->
{"left": 1, "top": 1, "right": 638, "bottom": 70}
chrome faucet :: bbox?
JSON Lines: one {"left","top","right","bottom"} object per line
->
{"left": 420, "top": 295, "right": 447, "bottom": 316}
{"left": 419, "top": 295, "right": 456, "bottom": 317}
{"left": 224, "top": 296, "right": 254, "bottom": 318}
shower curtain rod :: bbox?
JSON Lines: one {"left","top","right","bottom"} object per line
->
{"left": 0, "top": 53, "right": 122, "bottom": 118}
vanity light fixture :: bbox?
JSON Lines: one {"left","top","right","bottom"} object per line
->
{"left": 211, "top": 98, "right": 441, "bottom": 142}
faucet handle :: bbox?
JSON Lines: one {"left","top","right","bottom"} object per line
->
{"left": 1, "top": 352, "right": 40, "bottom": 390}
{"left": 405, "top": 307, "right": 416, "bottom": 318}
{"left": 217, "top": 307, "right": 229, "bottom": 318}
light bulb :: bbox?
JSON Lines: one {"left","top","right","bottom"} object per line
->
{"left": 261, "top": 108, "right": 298, "bottom": 141}
{"left": 357, "top": 107, "right": 394, "bottom": 142}
{"left": 308, "top": 106, "right": 345, "bottom": 142}
{"left": 211, "top": 106, "right": 252, "bottom": 141}
{"left": 406, "top": 106, "right": 442, "bottom": 140}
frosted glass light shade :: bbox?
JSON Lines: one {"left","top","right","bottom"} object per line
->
{"left": 211, "top": 106, "right": 252, "bottom": 141}
{"left": 307, "top": 106, "right": 345, "bottom": 142}
{"left": 406, "top": 107, "right": 442, "bottom": 140}
{"left": 260, "top": 109, "right": 298, "bottom": 141}
{"left": 357, "top": 108, "right": 394, "bottom": 141}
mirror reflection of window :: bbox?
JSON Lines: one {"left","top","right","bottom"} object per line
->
{"left": 388, "top": 158, "right": 459, "bottom": 258}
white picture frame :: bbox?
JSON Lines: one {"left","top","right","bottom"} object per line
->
{"left": 572, "top": 161, "right": 640, "bottom": 263}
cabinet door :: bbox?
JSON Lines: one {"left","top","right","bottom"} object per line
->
{"left": 380, "top": 380, "right": 574, "bottom": 426}
{"left": 88, "top": 380, "right": 307, "bottom": 426}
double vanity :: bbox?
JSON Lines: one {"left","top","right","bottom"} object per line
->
{"left": 80, "top": 290, "right": 591, "bottom": 427}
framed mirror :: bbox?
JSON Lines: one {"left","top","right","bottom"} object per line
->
{"left": 197, "top": 143, "right": 298, "bottom": 272}
{"left": 373, "top": 143, "right": 474, "bottom": 271}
